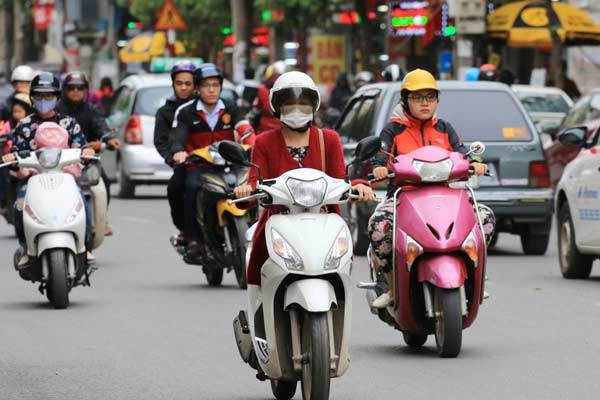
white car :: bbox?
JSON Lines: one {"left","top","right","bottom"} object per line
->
{"left": 512, "top": 85, "right": 574, "bottom": 148}
{"left": 106, "top": 74, "right": 174, "bottom": 198}
{"left": 555, "top": 125, "right": 600, "bottom": 279}
{"left": 106, "top": 74, "right": 240, "bottom": 198}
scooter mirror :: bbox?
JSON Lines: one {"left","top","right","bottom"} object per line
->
{"left": 468, "top": 141, "right": 486, "bottom": 156}
{"left": 218, "top": 140, "right": 251, "bottom": 167}
{"left": 354, "top": 136, "right": 382, "bottom": 162}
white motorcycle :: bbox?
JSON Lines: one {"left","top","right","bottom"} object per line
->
{"left": 0, "top": 148, "right": 98, "bottom": 309}
{"left": 221, "top": 137, "right": 381, "bottom": 400}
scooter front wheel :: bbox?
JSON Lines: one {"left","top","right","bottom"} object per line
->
{"left": 301, "top": 312, "right": 330, "bottom": 400}
{"left": 45, "top": 249, "right": 70, "bottom": 309}
{"left": 270, "top": 379, "right": 297, "bottom": 400}
{"left": 433, "top": 287, "right": 462, "bottom": 358}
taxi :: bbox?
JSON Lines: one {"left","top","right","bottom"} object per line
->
{"left": 555, "top": 126, "right": 600, "bottom": 279}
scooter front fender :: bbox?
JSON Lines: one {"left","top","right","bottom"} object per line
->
{"left": 417, "top": 254, "right": 467, "bottom": 289}
{"left": 37, "top": 232, "right": 77, "bottom": 256}
{"left": 284, "top": 279, "right": 337, "bottom": 312}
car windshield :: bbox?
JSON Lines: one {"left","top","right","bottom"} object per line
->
{"left": 516, "top": 92, "right": 570, "bottom": 113}
{"left": 134, "top": 86, "right": 173, "bottom": 116}
{"left": 435, "top": 90, "right": 533, "bottom": 142}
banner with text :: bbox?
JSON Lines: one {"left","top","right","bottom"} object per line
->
{"left": 311, "top": 34, "right": 346, "bottom": 85}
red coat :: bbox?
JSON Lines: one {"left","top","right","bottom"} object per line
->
{"left": 246, "top": 126, "right": 347, "bottom": 285}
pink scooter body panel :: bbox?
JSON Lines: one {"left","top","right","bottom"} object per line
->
{"left": 417, "top": 254, "right": 467, "bottom": 288}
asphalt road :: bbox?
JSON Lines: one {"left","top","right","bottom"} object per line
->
{"left": 1, "top": 189, "right": 600, "bottom": 400}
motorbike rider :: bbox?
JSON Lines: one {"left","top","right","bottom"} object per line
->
{"left": 154, "top": 61, "right": 197, "bottom": 245}
{"left": 0, "top": 65, "right": 36, "bottom": 121}
{"left": 57, "top": 71, "right": 121, "bottom": 236}
{"left": 368, "top": 69, "right": 495, "bottom": 308}
{"left": 354, "top": 71, "right": 375, "bottom": 89}
{"left": 382, "top": 64, "right": 405, "bottom": 82}
{"left": 170, "top": 63, "right": 255, "bottom": 260}
{"left": 234, "top": 71, "right": 375, "bottom": 287}
{"left": 1, "top": 72, "right": 94, "bottom": 265}
{"left": 247, "top": 61, "right": 286, "bottom": 133}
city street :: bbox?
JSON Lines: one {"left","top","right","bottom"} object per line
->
{"left": 1, "top": 189, "right": 600, "bottom": 400}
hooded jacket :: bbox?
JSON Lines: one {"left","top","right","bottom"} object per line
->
{"left": 153, "top": 95, "right": 191, "bottom": 166}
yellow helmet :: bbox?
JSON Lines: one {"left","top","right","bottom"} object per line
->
{"left": 401, "top": 69, "right": 439, "bottom": 92}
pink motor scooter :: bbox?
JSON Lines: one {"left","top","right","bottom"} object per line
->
{"left": 360, "top": 142, "right": 488, "bottom": 358}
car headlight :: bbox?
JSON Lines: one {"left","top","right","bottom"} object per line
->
{"left": 405, "top": 235, "right": 423, "bottom": 271}
{"left": 38, "top": 149, "right": 62, "bottom": 169}
{"left": 324, "top": 228, "right": 350, "bottom": 270}
{"left": 461, "top": 232, "right": 479, "bottom": 263}
{"left": 210, "top": 149, "right": 226, "bottom": 166}
{"left": 412, "top": 159, "right": 453, "bottom": 182}
{"left": 65, "top": 198, "right": 84, "bottom": 224}
{"left": 285, "top": 177, "right": 327, "bottom": 208}
{"left": 272, "top": 229, "right": 303, "bottom": 270}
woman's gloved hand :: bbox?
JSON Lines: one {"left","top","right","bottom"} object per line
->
{"left": 352, "top": 183, "right": 375, "bottom": 202}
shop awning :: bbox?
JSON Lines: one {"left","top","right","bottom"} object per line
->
{"left": 119, "top": 32, "right": 186, "bottom": 63}
{"left": 487, "top": 0, "right": 600, "bottom": 48}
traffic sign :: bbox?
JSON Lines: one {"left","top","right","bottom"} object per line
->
{"left": 155, "top": 0, "right": 188, "bottom": 31}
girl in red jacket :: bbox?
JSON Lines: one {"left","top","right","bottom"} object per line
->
{"left": 234, "top": 71, "right": 374, "bottom": 287}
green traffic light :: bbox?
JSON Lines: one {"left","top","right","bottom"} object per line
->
{"left": 127, "top": 21, "right": 136, "bottom": 29}
{"left": 444, "top": 26, "right": 457, "bottom": 36}
{"left": 262, "top": 10, "right": 272, "bottom": 21}
{"left": 221, "top": 27, "right": 233, "bottom": 35}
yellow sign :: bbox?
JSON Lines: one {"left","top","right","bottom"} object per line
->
{"left": 521, "top": 7, "right": 549, "bottom": 27}
{"left": 503, "top": 127, "right": 527, "bottom": 139}
{"left": 155, "top": 0, "right": 187, "bottom": 31}
{"left": 311, "top": 34, "right": 346, "bottom": 85}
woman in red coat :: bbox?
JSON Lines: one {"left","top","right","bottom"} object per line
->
{"left": 234, "top": 71, "right": 374, "bottom": 286}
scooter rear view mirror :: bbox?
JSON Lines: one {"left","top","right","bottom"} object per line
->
{"left": 218, "top": 140, "right": 252, "bottom": 167}
{"left": 354, "top": 136, "right": 382, "bottom": 163}
{"left": 467, "top": 141, "right": 486, "bottom": 157}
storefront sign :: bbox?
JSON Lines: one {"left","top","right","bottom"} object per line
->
{"left": 311, "top": 34, "right": 346, "bottom": 85}
{"left": 455, "top": 0, "right": 487, "bottom": 35}
{"left": 388, "top": 0, "right": 431, "bottom": 37}
{"left": 33, "top": 0, "right": 55, "bottom": 31}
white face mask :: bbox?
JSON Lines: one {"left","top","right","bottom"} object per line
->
{"left": 279, "top": 104, "right": 313, "bottom": 130}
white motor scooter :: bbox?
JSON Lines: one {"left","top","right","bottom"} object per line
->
{"left": 221, "top": 137, "right": 381, "bottom": 400}
{"left": 0, "top": 148, "right": 97, "bottom": 309}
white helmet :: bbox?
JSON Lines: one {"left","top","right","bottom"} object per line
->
{"left": 269, "top": 71, "right": 321, "bottom": 115}
{"left": 264, "top": 60, "right": 287, "bottom": 82}
{"left": 11, "top": 65, "right": 35, "bottom": 82}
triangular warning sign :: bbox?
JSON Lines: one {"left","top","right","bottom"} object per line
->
{"left": 155, "top": 0, "right": 188, "bottom": 31}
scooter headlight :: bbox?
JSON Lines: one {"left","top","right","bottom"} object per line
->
{"left": 65, "top": 198, "right": 84, "bottom": 224}
{"left": 38, "top": 149, "right": 62, "bottom": 169}
{"left": 461, "top": 232, "right": 479, "bottom": 263}
{"left": 272, "top": 229, "right": 303, "bottom": 270}
{"left": 286, "top": 177, "right": 327, "bottom": 208}
{"left": 324, "top": 228, "right": 350, "bottom": 270}
{"left": 209, "top": 148, "right": 226, "bottom": 166}
{"left": 24, "top": 202, "right": 43, "bottom": 224}
{"left": 412, "top": 159, "right": 453, "bottom": 182}
{"left": 405, "top": 235, "right": 423, "bottom": 271}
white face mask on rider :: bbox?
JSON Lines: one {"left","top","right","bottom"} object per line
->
{"left": 279, "top": 104, "right": 313, "bottom": 130}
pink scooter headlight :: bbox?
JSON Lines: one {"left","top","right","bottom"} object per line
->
{"left": 412, "top": 159, "right": 453, "bottom": 182}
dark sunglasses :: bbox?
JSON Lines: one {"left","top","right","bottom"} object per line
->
{"left": 66, "top": 85, "right": 87, "bottom": 91}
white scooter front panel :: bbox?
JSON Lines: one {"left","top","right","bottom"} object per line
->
{"left": 249, "top": 212, "right": 353, "bottom": 379}
{"left": 24, "top": 172, "right": 86, "bottom": 255}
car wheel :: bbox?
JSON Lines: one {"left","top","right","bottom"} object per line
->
{"left": 118, "top": 164, "right": 135, "bottom": 199}
{"left": 558, "top": 203, "right": 594, "bottom": 279}
{"left": 520, "top": 233, "right": 550, "bottom": 255}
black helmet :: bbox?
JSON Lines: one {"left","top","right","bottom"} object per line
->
{"left": 194, "top": 63, "right": 223, "bottom": 85}
{"left": 63, "top": 71, "right": 89, "bottom": 88}
{"left": 30, "top": 71, "right": 61, "bottom": 96}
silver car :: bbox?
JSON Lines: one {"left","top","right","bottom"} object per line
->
{"left": 105, "top": 74, "right": 174, "bottom": 198}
